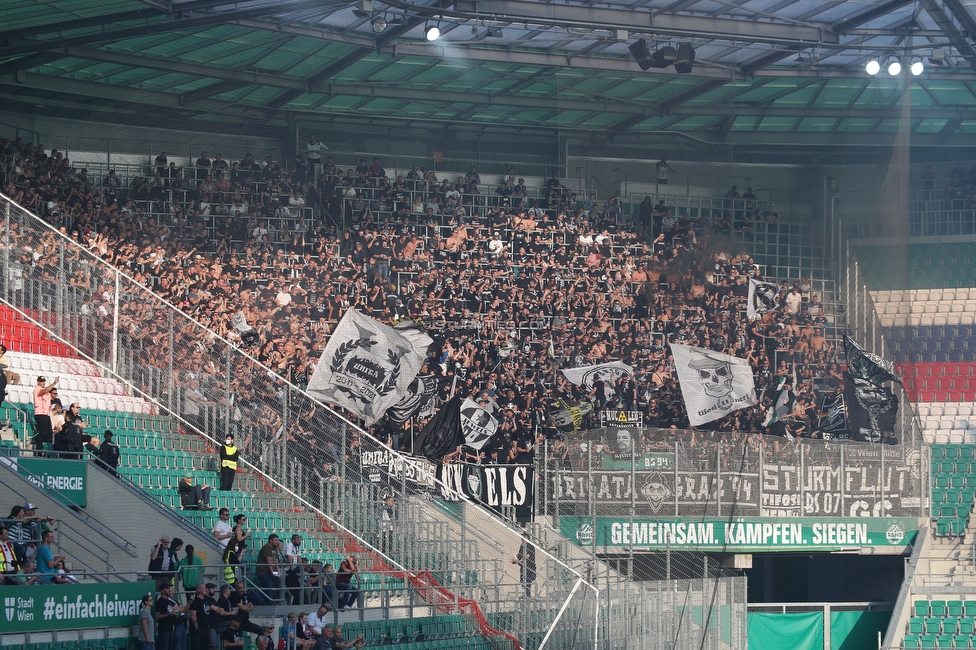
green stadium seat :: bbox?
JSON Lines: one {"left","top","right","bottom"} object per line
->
{"left": 924, "top": 617, "right": 942, "bottom": 634}
{"left": 903, "top": 635, "right": 919, "bottom": 649}
{"left": 950, "top": 600, "right": 965, "bottom": 616}
{"left": 935, "top": 635, "right": 953, "bottom": 648}
{"left": 909, "top": 617, "right": 924, "bottom": 634}
{"left": 942, "top": 618, "right": 958, "bottom": 635}
{"left": 919, "top": 635, "right": 935, "bottom": 648}
{"left": 959, "top": 619, "right": 974, "bottom": 635}
{"left": 965, "top": 601, "right": 976, "bottom": 617}
{"left": 931, "top": 601, "right": 947, "bottom": 617}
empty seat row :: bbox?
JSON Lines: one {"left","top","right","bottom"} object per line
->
{"left": 925, "top": 431, "right": 976, "bottom": 445}
{"left": 919, "top": 403, "right": 976, "bottom": 417}
{"left": 924, "top": 418, "right": 976, "bottom": 432}
{"left": 873, "top": 288, "right": 976, "bottom": 303}
{"left": 884, "top": 314, "right": 976, "bottom": 328}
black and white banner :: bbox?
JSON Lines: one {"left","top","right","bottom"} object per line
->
{"left": 561, "top": 362, "right": 634, "bottom": 404}
{"left": 671, "top": 344, "right": 757, "bottom": 426}
{"left": 747, "top": 278, "right": 779, "bottom": 320}
{"left": 438, "top": 463, "right": 534, "bottom": 522}
{"left": 387, "top": 374, "right": 439, "bottom": 425}
{"left": 306, "top": 309, "right": 430, "bottom": 426}
{"left": 359, "top": 445, "right": 438, "bottom": 489}
{"left": 460, "top": 399, "right": 498, "bottom": 450}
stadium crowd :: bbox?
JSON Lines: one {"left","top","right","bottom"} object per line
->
{"left": 0, "top": 136, "right": 839, "bottom": 461}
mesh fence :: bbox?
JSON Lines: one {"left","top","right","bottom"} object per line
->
{"left": 536, "top": 427, "right": 926, "bottom": 522}
{"left": 0, "top": 194, "right": 620, "bottom": 649}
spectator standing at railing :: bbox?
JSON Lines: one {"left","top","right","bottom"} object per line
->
{"left": 32, "top": 375, "right": 59, "bottom": 452}
{"left": 335, "top": 555, "right": 363, "bottom": 610}
{"left": 189, "top": 582, "right": 226, "bottom": 650}
{"left": 137, "top": 594, "right": 156, "bottom": 650}
{"left": 219, "top": 433, "right": 239, "bottom": 490}
{"left": 656, "top": 157, "right": 675, "bottom": 185}
{"left": 306, "top": 136, "right": 327, "bottom": 180}
{"left": 95, "top": 430, "right": 120, "bottom": 476}
{"left": 256, "top": 534, "right": 283, "bottom": 602}
{"left": 230, "top": 580, "right": 271, "bottom": 638}
{"left": 156, "top": 583, "right": 189, "bottom": 650}
{"left": 0, "top": 525, "right": 19, "bottom": 584}
{"left": 178, "top": 544, "right": 204, "bottom": 597}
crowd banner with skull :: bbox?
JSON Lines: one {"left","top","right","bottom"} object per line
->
{"left": 670, "top": 344, "right": 758, "bottom": 427}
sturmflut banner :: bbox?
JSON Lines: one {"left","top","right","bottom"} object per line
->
{"left": 670, "top": 344, "right": 757, "bottom": 426}
{"left": 560, "top": 516, "right": 917, "bottom": 552}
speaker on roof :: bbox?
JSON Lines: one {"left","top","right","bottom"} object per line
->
{"left": 629, "top": 39, "right": 654, "bottom": 71}
{"left": 675, "top": 43, "right": 696, "bottom": 74}
{"left": 650, "top": 46, "right": 677, "bottom": 69}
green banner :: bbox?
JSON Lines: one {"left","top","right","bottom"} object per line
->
{"left": 16, "top": 458, "right": 88, "bottom": 507}
{"left": 2, "top": 582, "right": 153, "bottom": 632}
{"left": 748, "top": 612, "right": 824, "bottom": 650}
{"left": 600, "top": 453, "right": 674, "bottom": 471}
{"left": 561, "top": 516, "right": 918, "bottom": 552}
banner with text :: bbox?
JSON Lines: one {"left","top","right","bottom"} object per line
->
{"left": 2, "top": 581, "right": 153, "bottom": 632}
{"left": 15, "top": 458, "right": 88, "bottom": 507}
{"left": 541, "top": 428, "right": 924, "bottom": 519}
{"left": 560, "top": 516, "right": 918, "bottom": 552}
{"left": 438, "top": 463, "right": 534, "bottom": 522}
{"left": 359, "top": 443, "right": 437, "bottom": 490}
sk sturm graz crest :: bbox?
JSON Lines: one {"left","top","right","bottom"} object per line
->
{"left": 747, "top": 278, "right": 779, "bottom": 319}
{"left": 670, "top": 343, "right": 757, "bottom": 426}
{"left": 460, "top": 398, "right": 498, "bottom": 450}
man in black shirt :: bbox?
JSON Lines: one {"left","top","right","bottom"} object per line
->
{"left": 220, "top": 616, "right": 245, "bottom": 649}
{"left": 155, "top": 584, "right": 189, "bottom": 650}
{"left": 229, "top": 580, "right": 269, "bottom": 637}
{"left": 189, "top": 582, "right": 226, "bottom": 650}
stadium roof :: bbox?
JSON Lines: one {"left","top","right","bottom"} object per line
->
{"left": 2, "top": 0, "right": 976, "bottom": 143}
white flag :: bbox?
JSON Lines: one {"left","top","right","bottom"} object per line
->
{"left": 670, "top": 344, "right": 757, "bottom": 426}
{"left": 306, "top": 309, "right": 428, "bottom": 426}
{"left": 460, "top": 398, "right": 498, "bottom": 450}
{"left": 559, "top": 361, "right": 634, "bottom": 392}
{"left": 747, "top": 278, "right": 780, "bottom": 320}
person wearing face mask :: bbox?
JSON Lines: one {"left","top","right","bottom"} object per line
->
{"left": 219, "top": 434, "right": 239, "bottom": 490}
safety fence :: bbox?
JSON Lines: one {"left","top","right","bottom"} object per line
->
{"left": 0, "top": 192, "right": 611, "bottom": 649}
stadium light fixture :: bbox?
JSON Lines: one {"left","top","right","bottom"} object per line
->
{"left": 911, "top": 60, "right": 924, "bottom": 76}
{"left": 425, "top": 23, "right": 441, "bottom": 41}
{"left": 888, "top": 60, "right": 902, "bottom": 76}
{"left": 865, "top": 60, "right": 880, "bottom": 75}
{"left": 371, "top": 16, "right": 387, "bottom": 33}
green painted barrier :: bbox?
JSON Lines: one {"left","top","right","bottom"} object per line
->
{"left": 16, "top": 457, "right": 88, "bottom": 507}
{"left": 748, "top": 611, "right": 824, "bottom": 650}
{"left": 2, "top": 581, "right": 154, "bottom": 632}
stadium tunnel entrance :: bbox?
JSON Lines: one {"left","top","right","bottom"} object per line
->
{"left": 598, "top": 551, "right": 904, "bottom": 602}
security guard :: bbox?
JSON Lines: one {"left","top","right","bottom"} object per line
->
{"left": 219, "top": 434, "right": 239, "bottom": 490}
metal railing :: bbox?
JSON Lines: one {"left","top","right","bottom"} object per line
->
{"left": 825, "top": 189, "right": 924, "bottom": 445}
{"left": 0, "top": 191, "right": 604, "bottom": 650}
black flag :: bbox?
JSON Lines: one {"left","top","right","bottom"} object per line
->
{"left": 843, "top": 372, "right": 899, "bottom": 443}
{"left": 818, "top": 390, "right": 849, "bottom": 439}
{"left": 413, "top": 393, "right": 464, "bottom": 461}
{"left": 844, "top": 335, "right": 901, "bottom": 385}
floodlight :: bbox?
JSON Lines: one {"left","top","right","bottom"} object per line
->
{"left": 911, "top": 60, "right": 924, "bottom": 76}
{"left": 888, "top": 60, "right": 902, "bottom": 76}
{"left": 425, "top": 24, "right": 440, "bottom": 41}
{"left": 865, "top": 60, "right": 880, "bottom": 75}
{"left": 371, "top": 16, "right": 387, "bottom": 33}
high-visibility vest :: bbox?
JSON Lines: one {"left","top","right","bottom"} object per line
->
{"left": 0, "top": 541, "right": 15, "bottom": 572}
{"left": 220, "top": 444, "right": 238, "bottom": 470}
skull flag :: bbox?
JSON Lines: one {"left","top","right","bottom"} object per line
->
{"left": 670, "top": 343, "right": 757, "bottom": 426}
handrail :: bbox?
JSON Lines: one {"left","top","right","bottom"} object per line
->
{"left": 0, "top": 191, "right": 591, "bottom": 580}
{"left": 0, "top": 462, "right": 132, "bottom": 574}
